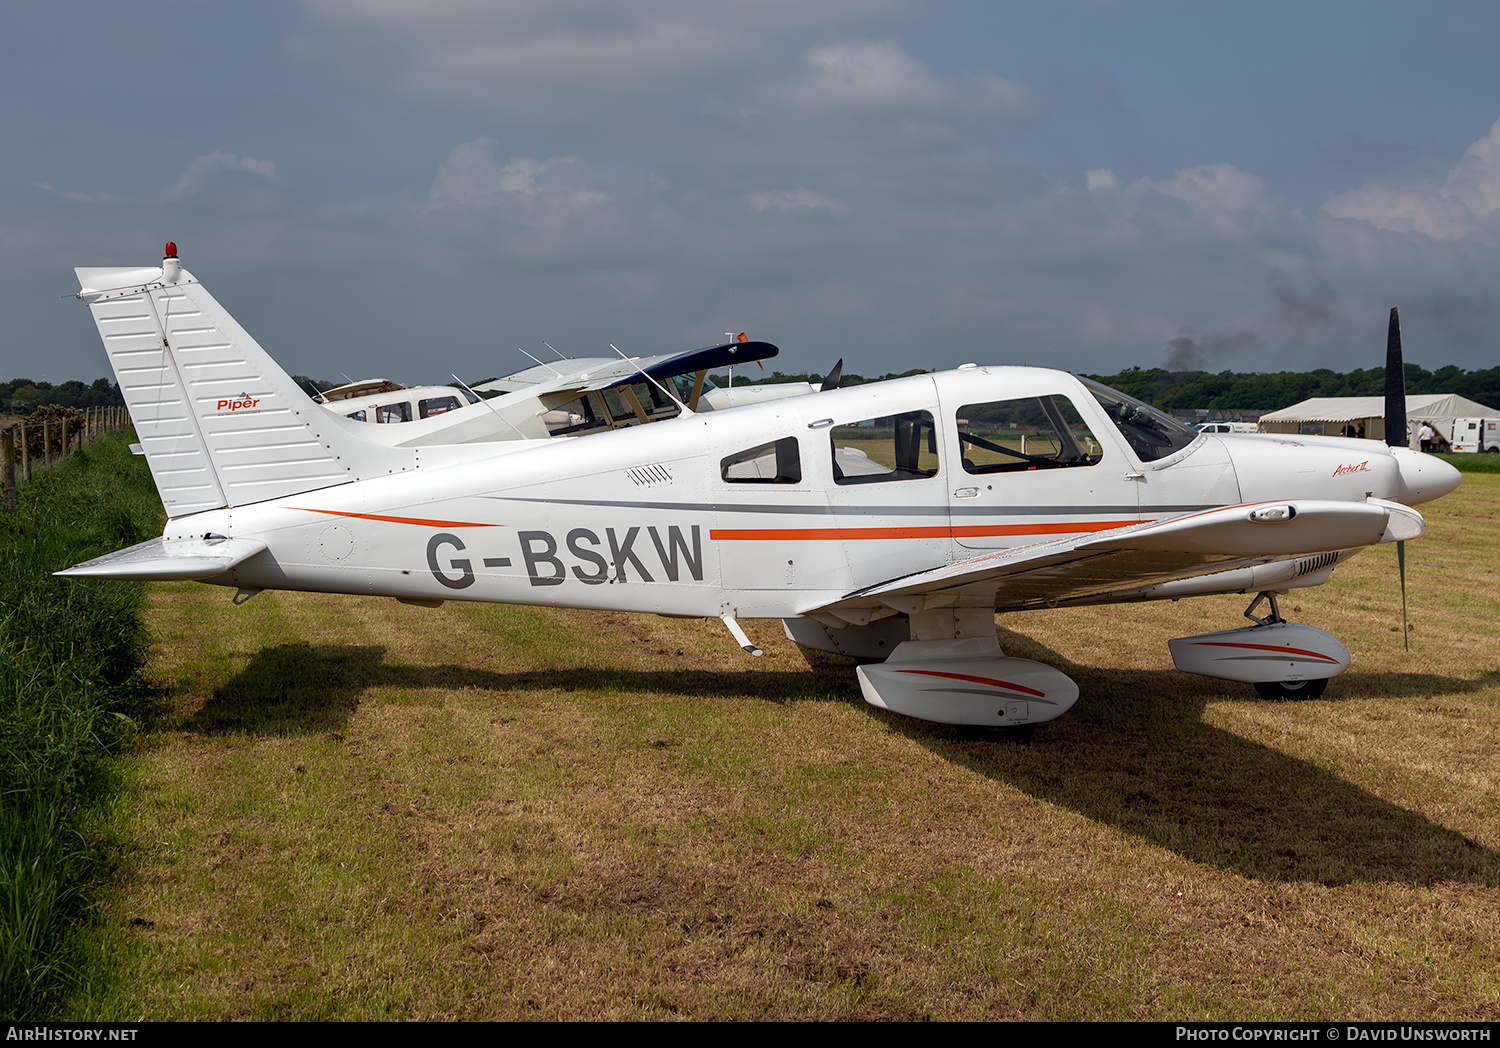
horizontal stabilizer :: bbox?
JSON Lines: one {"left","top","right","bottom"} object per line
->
{"left": 56, "top": 536, "right": 266, "bottom": 581}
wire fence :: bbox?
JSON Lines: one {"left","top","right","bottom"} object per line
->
{"left": 1, "top": 406, "right": 132, "bottom": 513}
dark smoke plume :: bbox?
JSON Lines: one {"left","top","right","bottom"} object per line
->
{"left": 1164, "top": 327, "right": 1259, "bottom": 371}
{"left": 1267, "top": 269, "right": 1340, "bottom": 328}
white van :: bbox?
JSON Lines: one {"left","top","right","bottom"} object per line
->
{"left": 1450, "top": 418, "right": 1500, "bottom": 453}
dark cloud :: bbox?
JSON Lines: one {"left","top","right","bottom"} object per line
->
{"left": 1267, "top": 269, "right": 1341, "bottom": 328}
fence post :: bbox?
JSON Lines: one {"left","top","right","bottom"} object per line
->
{"left": 43, "top": 421, "right": 51, "bottom": 469}
{"left": 20, "top": 423, "right": 29, "bottom": 480}
{"left": 2, "top": 427, "right": 14, "bottom": 514}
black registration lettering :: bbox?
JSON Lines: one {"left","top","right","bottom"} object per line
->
{"left": 567, "top": 529, "right": 608, "bottom": 584}
{"left": 519, "top": 530, "right": 566, "bottom": 587}
{"left": 606, "top": 526, "right": 653, "bottom": 583}
{"left": 648, "top": 525, "right": 703, "bottom": 582}
{"left": 427, "top": 533, "right": 475, "bottom": 590}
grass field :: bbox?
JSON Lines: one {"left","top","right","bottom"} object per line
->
{"left": 0, "top": 432, "right": 160, "bottom": 1019}
{"left": 78, "top": 476, "right": 1500, "bottom": 1020}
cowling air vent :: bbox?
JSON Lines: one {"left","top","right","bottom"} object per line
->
{"left": 627, "top": 464, "right": 673, "bottom": 487}
{"left": 1296, "top": 551, "right": 1342, "bottom": 577}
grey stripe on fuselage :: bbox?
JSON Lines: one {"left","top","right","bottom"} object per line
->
{"left": 487, "top": 496, "right": 1212, "bottom": 517}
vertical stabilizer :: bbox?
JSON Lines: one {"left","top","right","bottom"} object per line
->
{"left": 76, "top": 246, "right": 409, "bottom": 517}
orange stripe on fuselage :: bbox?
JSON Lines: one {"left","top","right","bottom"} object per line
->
{"left": 288, "top": 507, "right": 500, "bottom": 528}
{"left": 709, "top": 520, "right": 1140, "bottom": 541}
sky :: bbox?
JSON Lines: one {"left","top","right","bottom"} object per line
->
{"left": 6, "top": 1, "right": 1500, "bottom": 386}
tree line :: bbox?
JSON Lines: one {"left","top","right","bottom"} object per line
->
{"left": 725, "top": 363, "right": 1500, "bottom": 412}
{"left": 1081, "top": 363, "right": 1500, "bottom": 412}
{"left": 12, "top": 362, "right": 1500, "bottom": 417}
{"left": 1, "top": 377, "right": 123, "bottom": 415}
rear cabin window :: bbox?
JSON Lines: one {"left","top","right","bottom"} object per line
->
{"left": 830, "top": 411, "right": 940, "bottom": 484}
{"left": 956, "top": 396, "right": 1103, "bottom": 474}
{"left": 377, "top": 401, "right": 412, "bottom": 424}
{"left": 721, "top": 438, "right": 802, "bottom": 483}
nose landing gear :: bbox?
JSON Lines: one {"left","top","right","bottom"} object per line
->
{"left": 1167, "top": 590, "right": 1348, "bottom": 699}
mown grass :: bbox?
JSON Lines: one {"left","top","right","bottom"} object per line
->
{"left": 79, "top": 474, "right": 1500, "bottom": 1020}
{"left": 1433, "top": 452, "right": 1500, "bottom": 474}
{"left": 0, "top": 432, "right": 160, "bottom": 1018}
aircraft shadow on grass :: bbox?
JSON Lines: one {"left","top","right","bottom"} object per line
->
{"left": 199, "top": 636, "right": 1498, "bottom": 889}
{"left": 188, "top": 641, "right": 862, "bottom": 735}
{"left": 902, "top": 626, "right": 1500, "bottom": 888}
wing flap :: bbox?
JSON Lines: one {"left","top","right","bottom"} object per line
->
{"left": 55, "top": 536, "right": 266, "bottom": 581}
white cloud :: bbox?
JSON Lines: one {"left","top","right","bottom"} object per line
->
{"left": 1085, "top": 169, "right": 1118, "bottom": 191}
{"left": 426, "top": 139, "right": 607, "bottom": 215}
{"left": 803, "top": 40, "right": 945, "bottom": 112}
{"left": 297, "top": 1, "right": 913, "bottom": 120}
{"left": 1139, "top": 163, "right": 1277, "bottom": 217}
{"left": 1323, "top": 118, "right": 1500, "bottom": 241}
{"left": 33, "top": 182, "right": 120, "bottom": 205}
{"left": 792, "top": 40, "right": 1038, "bottom": 122}
{"left": 163, "top": 151, "right": 278, "bottom": 201}
{"left": 747, "top": 188, "right": 850, "bottom": 216}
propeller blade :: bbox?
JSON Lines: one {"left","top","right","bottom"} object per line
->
{"left": 1385, "top": 307, "right": 1407, "bottom": 447}
{"left": 820, "top": 358, "right": 844, "bottom": 392}
{"left": 1397, "top": 539, "right": 1409, "bottom": 652}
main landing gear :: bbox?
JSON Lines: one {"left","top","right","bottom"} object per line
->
{"left": 1167, "top": 590, "right": 1349, "bottom": 700}
{"left": 786, "top": 609, "right": 1080, "bottom": 731}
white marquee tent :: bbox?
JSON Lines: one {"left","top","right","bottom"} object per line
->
{"left": 1257, "top": 393, "right": 1499, "bottom": 443}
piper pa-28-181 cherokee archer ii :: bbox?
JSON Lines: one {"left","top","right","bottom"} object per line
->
{"left": 59, "top": 246, "right": 1462, "bottom": 732}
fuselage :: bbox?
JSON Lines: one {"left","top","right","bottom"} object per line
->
{"left": 164, "top": 365, "right": 1458, "bottom": 619}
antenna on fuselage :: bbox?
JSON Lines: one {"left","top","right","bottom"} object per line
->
{"left": 518, "top": 347, "right": 562, "bottom": 376}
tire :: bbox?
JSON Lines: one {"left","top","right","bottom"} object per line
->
{"left": 1254, "top": 678, "right": 1328, "bottom": 700}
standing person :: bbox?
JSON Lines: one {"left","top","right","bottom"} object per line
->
{"left": 1419, "top": 421, "right": 1435, "bottom": 453}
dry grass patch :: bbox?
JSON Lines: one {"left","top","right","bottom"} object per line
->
{"left": 82, "top": 477, "right": 1500, "bottom": 1020}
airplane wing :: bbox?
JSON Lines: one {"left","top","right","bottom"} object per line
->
{"left": 475, "top": 341, "right": 780, "bottom": 399}
{"left": 55, "top": 536, "right": 266, "bottom": 581}
{"left": 815, "top": 498, "right": 1424, "bottom": 616}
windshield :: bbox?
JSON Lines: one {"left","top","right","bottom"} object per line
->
{"left": 1077, "top": 377, "right": 1199, "bottom": 462}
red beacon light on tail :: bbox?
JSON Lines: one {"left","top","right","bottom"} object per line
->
{"left": 164, "top": 242, "right": 178, "bottom": 259}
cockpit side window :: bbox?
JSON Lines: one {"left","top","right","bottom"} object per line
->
{"left": 831, "top": 410, "right": 940, "bottom": 485}
{"left": 1078, "top": 377, "right": 1198, "bottom": 462}
{"left": 956, "top": 396, "right": 1104, "bottom": 474}
{"left": 721, "top": 438, "right": 801, "bottom": 483}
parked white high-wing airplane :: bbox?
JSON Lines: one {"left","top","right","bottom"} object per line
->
{"left": 306, "top": 336, "right": 801, "bottom": 446}
{"left": 60, "top": 248, "right": 1461, "bottom": 733}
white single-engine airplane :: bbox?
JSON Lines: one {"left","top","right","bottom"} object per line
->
{"left": 60, "top": 246, "right": 1462, "bottom": 733}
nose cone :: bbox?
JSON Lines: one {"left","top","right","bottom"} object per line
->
{"left": 1391, "top": 448, "right": 1462, "bottom": 505}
